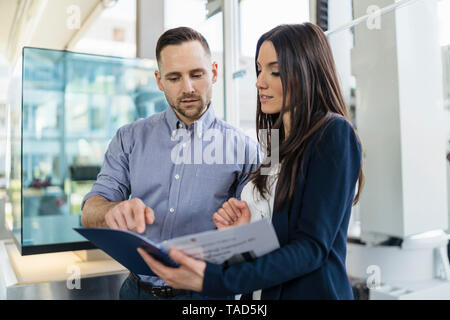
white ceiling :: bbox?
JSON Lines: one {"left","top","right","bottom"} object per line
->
{"left": 0, "top": 0, "right": 20, "bottom": 55}
{"left": 30, "top": 0, "right": 102, "bottom": 50}
{"left": 0, "top": 0, "right": 105, "bottom": 64}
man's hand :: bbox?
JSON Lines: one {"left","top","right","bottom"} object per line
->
{"left": 212, "top": 198, "right": 251, "bottom": 230}
{"left": 104, "top": 198, "right": 155, "bottom": 233}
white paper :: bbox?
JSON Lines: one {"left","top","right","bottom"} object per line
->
{"left": 160, "top": 218, "right": 280, "bottom": 265}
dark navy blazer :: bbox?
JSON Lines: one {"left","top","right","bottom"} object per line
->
{"left": 201, "top": 116, "right": 362, "bottom": 300}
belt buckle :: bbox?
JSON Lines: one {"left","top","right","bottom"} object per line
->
{"left": 151, "top": 286, "right": 174, "bottom": 298}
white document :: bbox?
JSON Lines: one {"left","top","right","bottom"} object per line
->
{"left": 160, "top": 218, "right": 280, "bottom": 265}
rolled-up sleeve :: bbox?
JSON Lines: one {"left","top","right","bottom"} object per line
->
{"left": 81, "top": 126, "right": 132, "bottom": 210}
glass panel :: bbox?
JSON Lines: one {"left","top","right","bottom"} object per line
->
{"left": 7, "top": 47, "right": 168, "bottom": 252}
{"left": 4, "top": 62, "right": 22, "bottom": 247}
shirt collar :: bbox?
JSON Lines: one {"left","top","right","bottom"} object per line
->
{"left": 165, "top": 103, "right": 216, "bottom": 139}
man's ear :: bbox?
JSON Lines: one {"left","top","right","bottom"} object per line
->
{"left": 155, "top": 70, "right": 164, "bottom": 91}
{"left": 211, "top": 62, "right": 218, "bottom": 84}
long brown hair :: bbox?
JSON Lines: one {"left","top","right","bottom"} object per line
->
{"left": 251, "top": 23, "right": 364, "bottom": 212}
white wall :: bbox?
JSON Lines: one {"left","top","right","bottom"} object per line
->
{"left": 137, "top": 0, "right": 164, "bottom": 59}
{"left": 352, "top": 0, "right": 449, "bottom": 239}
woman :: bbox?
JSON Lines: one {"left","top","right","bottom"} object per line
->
{"left": 137, "top": 23, "right": 364, "bottom": 300}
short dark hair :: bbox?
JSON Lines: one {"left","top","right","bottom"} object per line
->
{"left": 155, "top": 27, "right": 211, "bottom": 63}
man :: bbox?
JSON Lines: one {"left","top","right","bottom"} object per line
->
{"left": 81, "top": 27, "right": 260, "bottom": 300}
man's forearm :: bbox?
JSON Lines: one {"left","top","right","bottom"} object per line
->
{"left": 81, "top": 195, "right": 119, "bottom": 228}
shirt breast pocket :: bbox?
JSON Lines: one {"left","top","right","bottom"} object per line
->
{"left": 190, "top": 164, "right": 236, "bottom": 207}
{"left": 195, "top": 164, "right": 232, "bottom": 179}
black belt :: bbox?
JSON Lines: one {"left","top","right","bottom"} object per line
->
{"left": 128, "top": 272, "right": 188, "bottom": 298}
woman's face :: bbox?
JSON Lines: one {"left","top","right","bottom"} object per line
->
{"left": 256, "top": 41, "right": 284, "bottom": 114}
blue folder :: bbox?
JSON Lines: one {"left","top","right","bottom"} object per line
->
{"left": 74, "top": 228, "right": 179, "bottom": 276}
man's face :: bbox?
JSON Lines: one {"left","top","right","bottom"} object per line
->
{"left": 155, "top": 41, "right": 218, "bottom": 125}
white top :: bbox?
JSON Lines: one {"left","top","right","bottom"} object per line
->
{"left": 239, "top": 163, "right": 280, "bottom": 300}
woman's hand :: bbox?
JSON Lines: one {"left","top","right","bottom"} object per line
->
{"left": 213, "top": 198, "right": 251, "bottom": 230}
{"left": 137, "top": 248, "right": 206, "bottom": 292}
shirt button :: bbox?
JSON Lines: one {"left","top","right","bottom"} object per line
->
{"left": 169, "top": 208, "right": 175, "bottom": 213}
{"left": 182, "top": 143, "right": 187, "bottom": 148}
{"left": 175, "top": 174, "right": 180, "bottom": 180}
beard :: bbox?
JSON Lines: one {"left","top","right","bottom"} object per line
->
{"left": 167, "top": 92, "right": 211, "bottom": 121}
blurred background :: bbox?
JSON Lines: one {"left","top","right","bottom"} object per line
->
{"left": 0, "top": 0, "right": 449, "bottom": 300}
{"left": 0, "top": 0, "right": 315, "bottom": 253}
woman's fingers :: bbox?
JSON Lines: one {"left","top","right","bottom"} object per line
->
{"left": 227, "top": 199, "right": 243, "bottom": 219}
{"left": 137, "top": 248, "right": 166, "bottom": 278}
{"left": 137, "top": 248, "right": 205, "bottom": 292}
{"left": 218, "top": 207, "right": 235, "bottom": 224}
{"left": 169, "top": 249, "right": 206, "bottom": 278}
{"left": 222, "top": 201, "right": 239, "bottom": 221}
{"left": 213, "top": 198, "right": 252, "bottom": 229}
{"left": 230, "top": 199, "right": 251, "bottom": 224}
{"left": 213, "top": 210, "right": 231, "bottom": 226}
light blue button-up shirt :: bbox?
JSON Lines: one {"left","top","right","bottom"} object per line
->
{"left": 82, "top": 105, "right": 261, "bottom": 285}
